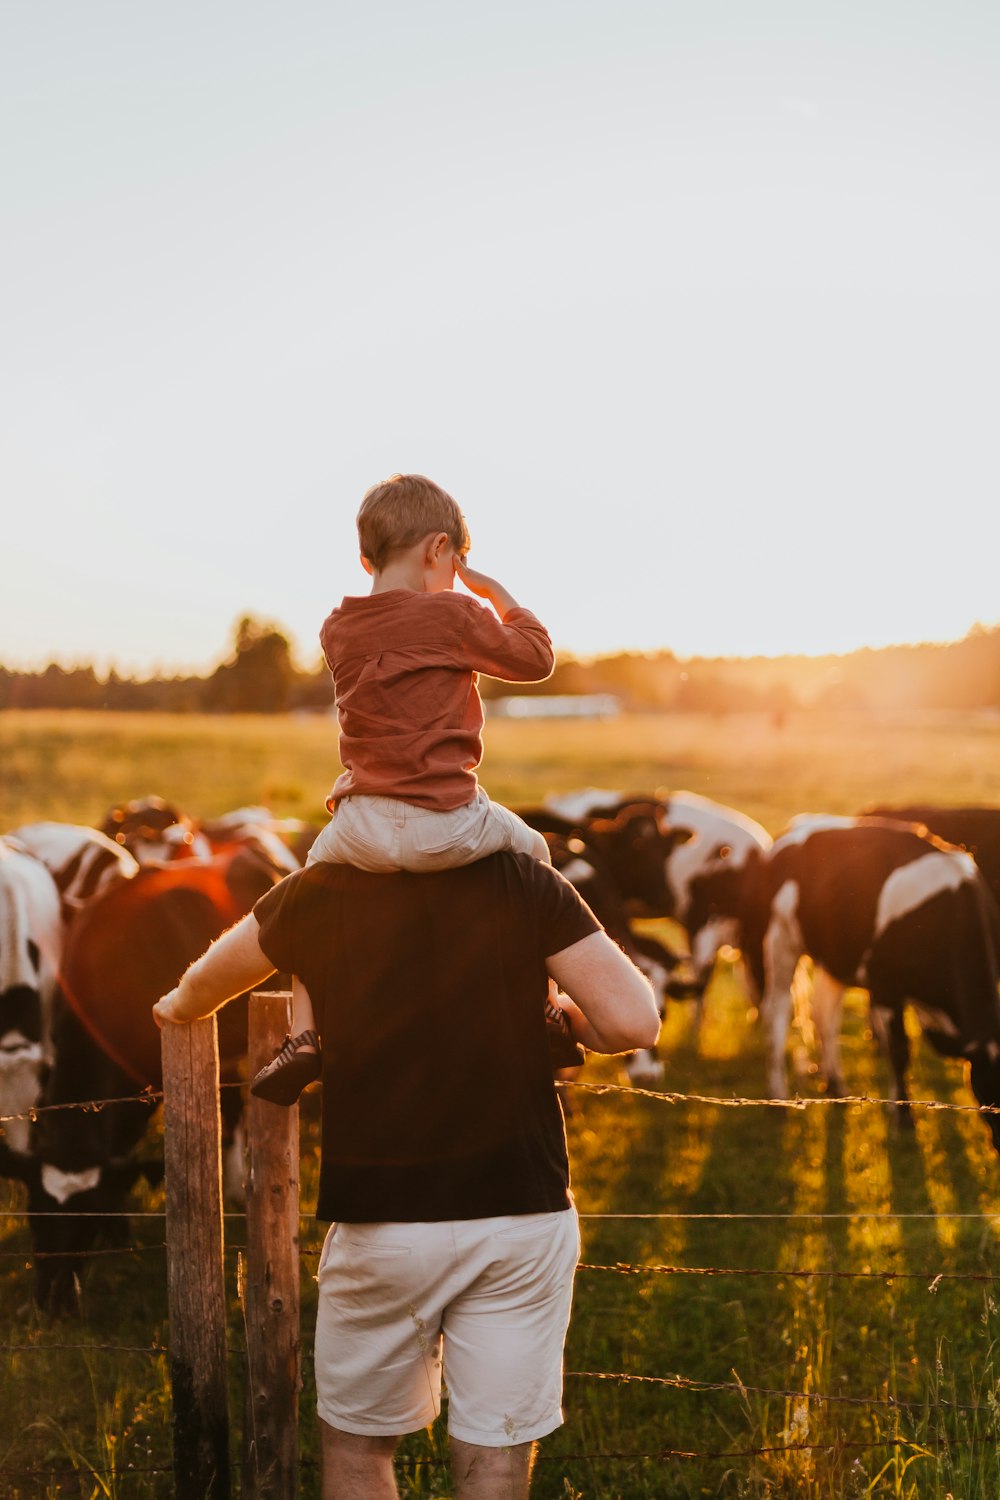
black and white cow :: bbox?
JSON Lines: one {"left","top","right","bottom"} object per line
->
{"left": 861, "top": 805, "right": 1000, "bottom": 912}
{"left": 100, "top": 795, "right": 211, "bottom": 862}
{"left": 0, "top": 996, "right": 161, "bottom": 1312}
{"left": 657, "top": 791, "right": 772, "bottom": 1007}
{"left": 100, "top": 796, "right": 303, "bottom": 873}
{"left": 739, "top": 815, "right": 1000, "bottom": 1145}
{"left": 0, "top": 826, "right": 139, "bottom": 1154}
{"left": 0, "top": 845, "right": 285, "bottom": 1310}
{"left": 539, "top": 825, "right": 682, "bottom": 1086}
{"left": 11, "top": 823, "right": 139, "bottom": 918}
{"left": 544, "top": 788, "right": 772, "bottom": 1016}
{"left": 534, "top": 796, "right": 687, "bottom": 920}
{"left": 0, "top": 838, "right": 63, "bottom": 1152}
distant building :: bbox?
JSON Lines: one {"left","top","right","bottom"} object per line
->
{"left": 488, "top": 694, "right": 621, "bottom": 720}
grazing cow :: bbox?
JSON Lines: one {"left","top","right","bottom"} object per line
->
{"left": 197, "top": 807, "right": 304, "bottom": 876}
{"left": 657, "top": 792, "right": 772, "bottom": 1005}
{"left": 861, "top": 804, "right": 1000, "bottom": 911}
{"left": 0, "top": 1002, "right": 162, "bottom": 1312}
{"left": 528, "top": 795, "right": 686, "bottom": 919}
{"left": 100, "top": 796, "right": 303, "bottom": 873}
{"left": 10, "top": 823, "right": 139, "bottom": 917}
{"left": 0, "top": 839, "right": 62, "bottom": 1153}
{"left": 541, "top": 827, "right": 680, "bottom": 1086}
{"left": 544, "top": 788, "right": 772, "bottom": 1012}
{"left": 0, "top": 846, "right": 285, "bottom": 1310}
{"left": 739, "top": 816, "right": 1000, "bottom": 1146}
{"left": 100, "top": 795, "right": 211, "bottom": 862}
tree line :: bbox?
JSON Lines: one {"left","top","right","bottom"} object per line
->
{"left": 2, "top": 615, "right": 999, "bottom": 716}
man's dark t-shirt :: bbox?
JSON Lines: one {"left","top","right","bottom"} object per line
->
{"left": 253, "top": 851, "right": 600, "bottom": 1223}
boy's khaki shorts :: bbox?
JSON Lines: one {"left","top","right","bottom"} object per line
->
{"left": 314, "top": 1208, "right": 580, "bottom": 1444}
{"left": 308, "top": 789, "right": 550, "bottom": 871}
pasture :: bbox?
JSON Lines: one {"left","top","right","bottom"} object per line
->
{"left": 2, "top": 706, "right": 1000, "bottom": 1498}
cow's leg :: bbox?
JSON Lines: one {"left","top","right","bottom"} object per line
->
{"left": 220, "top": 1086, "right": 247, "bottom": 1204}
{"left": 623, "top": 949, "right": 668, "bottom": 1085}
{"left": 761, "top": 943, "right": 800, "bottom": 1102}
{"left": 810, "top": 967, "right": 846, "bottom": 1097}
{"left": 874, "top": 1001, "right": 913, "bottom": 1131}
{"left": 624, "top": 1048, "right": 665, "bottom": 1087}
{"left": 757, "top": 879, "right": 805, "bottom": 1100}
{"left": 0, "top": 1045, "right": 45, "bottom": 1155}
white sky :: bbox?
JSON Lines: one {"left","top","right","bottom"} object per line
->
{"left": 2, "top": 0, "right": 998, "bottom": 674}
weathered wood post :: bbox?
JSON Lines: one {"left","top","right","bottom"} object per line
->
{"left": 242, "top": 990, "right": 301, "bottom": 1499}
{"left": 162, "top": 1015, "right": 231, "bottom": 1499}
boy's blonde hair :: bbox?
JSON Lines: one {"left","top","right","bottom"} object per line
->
{"left": 357, "top": 474, "right": 471, "bottom": 571}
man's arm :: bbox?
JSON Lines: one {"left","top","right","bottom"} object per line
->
{"left": 152, "top": 914, "right": 276, "bottom": 1027}
{"left": 546, "top": 931, "right": 660, "bottom": 1054}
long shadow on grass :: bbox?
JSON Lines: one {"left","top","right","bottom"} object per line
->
{"left": 883, "top": 1062, "right": 1000, "bottom": 1426}
{"left": 554, "top": 1073, "right": 723, "bottom": 1498}
{"left": 557, "top": 1042, "right": 849, "bottom": 1497}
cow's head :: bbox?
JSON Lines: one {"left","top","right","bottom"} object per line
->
{"left": 586, "top": 802, "right": 691, "bottom": 917}
{"left": 0, "top": 995, "right": 48, "bottom": 1153}
{"left": 0, "top": 1139, "right": 162, "bottom": 1313}
{"left": 100, "top": 797, "right": 210, "bottom": 864}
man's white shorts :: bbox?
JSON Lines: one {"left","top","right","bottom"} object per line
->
{"left": 314, "top": 1208, "right": 581, "bottom": 1445}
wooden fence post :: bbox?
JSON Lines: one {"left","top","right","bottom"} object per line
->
{"left": 162, "top": 1015, "right": 231, "bottom": 1500}
{"left": 242, "top": 990, "right": 301, "bottom": 1499}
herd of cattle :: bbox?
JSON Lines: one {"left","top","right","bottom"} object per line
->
{"left": 2, "top": 791, "right": 1000, "bottom": 1310}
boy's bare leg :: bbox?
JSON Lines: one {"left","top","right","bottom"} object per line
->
{"left": 451, "top": 1437, "right": 536, "bottom": 1500}
{"left": 290, "top": 973, "right": 319, "bottom": 1045}
{"left": 320, "top": 1421, "right": 400, "bottom": 1499}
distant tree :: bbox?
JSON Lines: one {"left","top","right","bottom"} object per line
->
{"left": 203, "top": 615, "right": 296, "bottom": 713}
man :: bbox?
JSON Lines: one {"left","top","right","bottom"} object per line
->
{"left": 154, "top": 850, "right": 660, "bottom": 1500}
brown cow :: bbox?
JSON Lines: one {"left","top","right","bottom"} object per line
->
{"left": 0, "top": 845, "right": 285, "bottom": 1310}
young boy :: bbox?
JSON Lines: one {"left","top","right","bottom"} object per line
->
{"left": 250, "top": 473, "right": 581, "bottom": 1103}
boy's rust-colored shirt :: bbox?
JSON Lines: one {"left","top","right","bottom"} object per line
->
{"left": 320, "top": 589, "right": 555, "bottom": 809}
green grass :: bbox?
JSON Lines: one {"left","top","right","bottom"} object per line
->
{"left": 3, "top": 707, "right": 1000, "bottom": 1496}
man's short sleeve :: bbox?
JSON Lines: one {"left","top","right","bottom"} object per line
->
{"left": 523, "top": 859, "right": 602, "bottom": 957}
{"left": 252, "top": 870, "right": 305, "bottom": 974}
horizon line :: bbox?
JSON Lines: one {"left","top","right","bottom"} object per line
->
{"left": 3, "top": 617, "right": 998, "bottom": 681}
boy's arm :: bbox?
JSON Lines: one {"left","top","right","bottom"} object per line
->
{"left": 453, "top": 559, "right": 555, "bottom": 682}
{"left": 152, "top": 914, "right": 276, "bottom": 1026}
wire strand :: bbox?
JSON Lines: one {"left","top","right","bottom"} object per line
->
{"left": 566, "top": 1369, "right": 981, "bottom": 1413}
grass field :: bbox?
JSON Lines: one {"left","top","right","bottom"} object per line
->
{"left": 3, "top": 707, "right": 1000, "bottom": 1498}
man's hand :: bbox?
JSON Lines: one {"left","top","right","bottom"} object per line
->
{"left": 454, "top": 557, "right": 519, "bottom": 618}
{"left": 152, "top": 990, "right": 187, "bottom": 1028}
{"left": 150, "top": 914, "right": 275, "bottom": 1030}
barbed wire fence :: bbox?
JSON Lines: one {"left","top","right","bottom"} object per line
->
{"left": 3, "top": 1075, "right": 1000, "bottom": 1492}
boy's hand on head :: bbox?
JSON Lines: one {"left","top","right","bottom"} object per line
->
{"left": 453, "top": 556, "right": 493, "bottom": 596}
{"left": 454, "top": 558, "right": 519, "bottom": 616}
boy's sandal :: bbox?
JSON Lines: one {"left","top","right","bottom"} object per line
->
{"left": 250, "top": 1029, "right": 322, "bottom": 1105}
